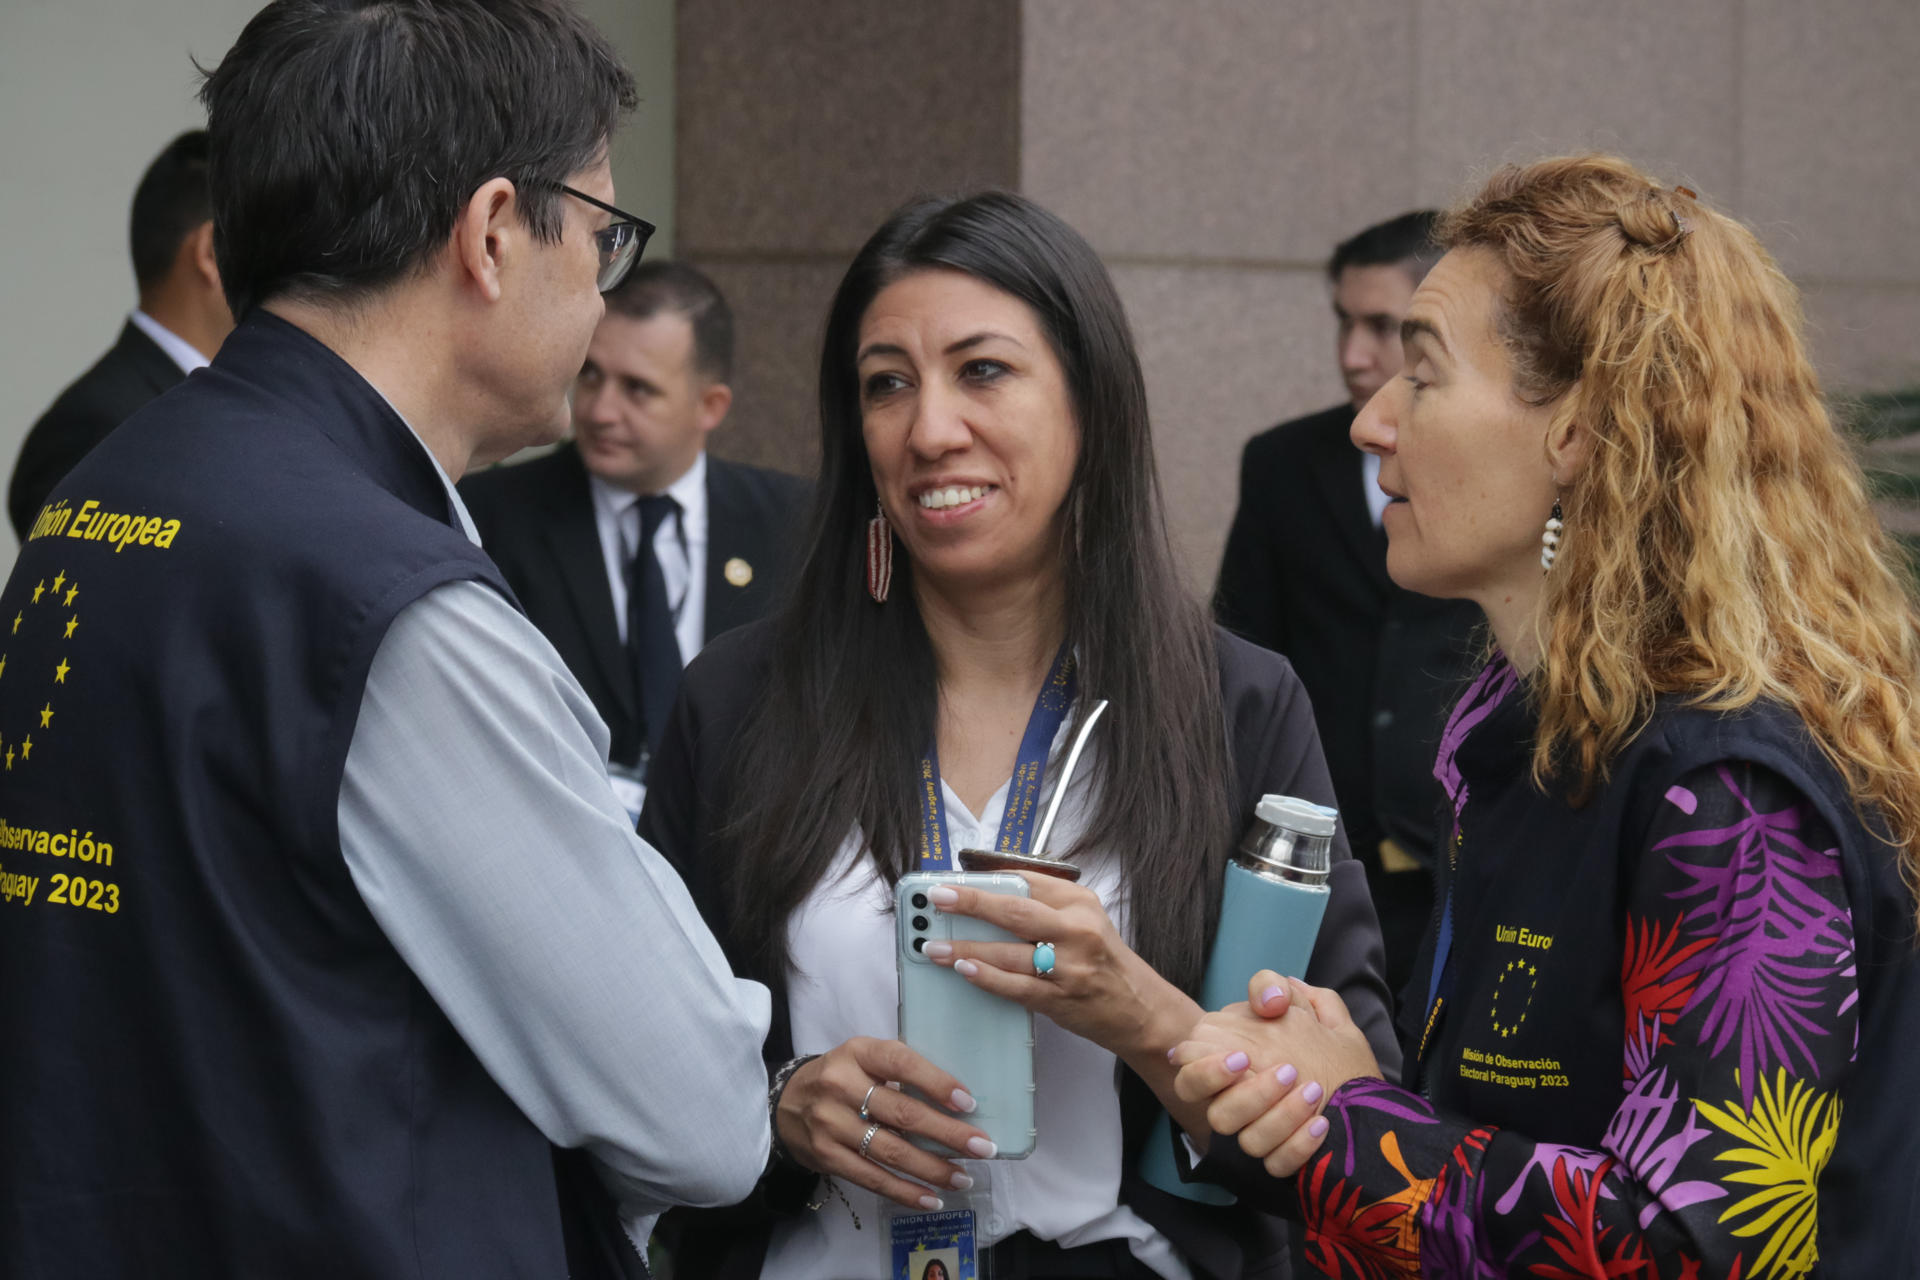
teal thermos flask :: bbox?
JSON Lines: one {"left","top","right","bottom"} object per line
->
{"left": 1137, "top": 794, "right": 1337, "bottom": 1203}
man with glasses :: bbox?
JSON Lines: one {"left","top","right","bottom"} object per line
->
{"left": 463, "top": 261, "right": 808, "bottom": 820}
{"left": 0, "top": 3, "right": 769, "bottom": 1278}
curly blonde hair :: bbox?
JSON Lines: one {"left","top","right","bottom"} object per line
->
{"left": 1439, "top": 154, "right": 1920, "bottom": 917}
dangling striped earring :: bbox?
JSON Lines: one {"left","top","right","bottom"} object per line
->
{"left": 1540, "top": 499, "right": 1564, "bottom": 572}
{"left": 866, "top": 499, "right": 894, "bottom": 602}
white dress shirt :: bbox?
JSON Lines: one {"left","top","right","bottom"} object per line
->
{"left": 764, "top": 727, "right": 1192, "bottom": 1280}
{"left": 588, "top": 451, "right": 708, "bottom": 668}
{"left": 337, "top": 434, "right": 771, "bottom": 1247}
{"left": 128, "top": 309, "right": 210, "bottom": 376}
{"left": 1361, "top": 449, "right": 1390, "bottom": 527}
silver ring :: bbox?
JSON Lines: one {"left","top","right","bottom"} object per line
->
{"left": 858, "top": 1121, "right": 883, "bottom": 1160}
{"left": 859, "top": 1083, "right": 881, "bottom": 1121}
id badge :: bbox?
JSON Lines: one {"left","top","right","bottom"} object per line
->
{"left": 884, "top": 1197, "right": 987, "bottom": 1280}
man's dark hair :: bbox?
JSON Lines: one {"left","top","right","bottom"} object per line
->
{"left": 603, "top": 261, "right": 734, "bottom": 384}
{"left": 1328, "top": 209, "right": 1442, "bottom": 283}
{"left": 719, "top": 192, "right": 1234, "bottom": 1001}
{"left": 197, "top": 0, "right": 637, "bottom": 318}
{"left": 129, "top": 131, "right": 213, "bottom": 292}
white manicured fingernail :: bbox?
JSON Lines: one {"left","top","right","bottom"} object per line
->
{"left": 950, "top": 1171, "right": 974, "bottom": 1190}
{"left": 929, "top": 886, "right": 959, "bottom": 905}
{"left": 923, "top": 940, "right": 953, "bottom": 959}
{"left": 966, "top": 1136, "right": 997, "bottom": 1158}
{"left": 954, "top": 959, "right": 979, "bottom": 977}
{"left": 949, "top": 1088, "right": 976, "bottom": 1113}
{"left": 919, "top": 1195, "right": 943, "bottom": 1211}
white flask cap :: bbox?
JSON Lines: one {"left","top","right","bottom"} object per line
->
{"left": 1254, "top": 794, "right": 1338, "bottom": 838}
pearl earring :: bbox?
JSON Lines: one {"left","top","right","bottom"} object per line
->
{"left": 1540, "top": 499, "right": 1564, "bottom": 572}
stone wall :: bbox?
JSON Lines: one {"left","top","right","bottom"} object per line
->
{"left": 680, "top": 0, "right": 1919, "bottom": 585}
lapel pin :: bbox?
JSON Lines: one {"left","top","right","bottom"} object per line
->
{"left": 723, "top": 557, "right": 753, "bottom": 588}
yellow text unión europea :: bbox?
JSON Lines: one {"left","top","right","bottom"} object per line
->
{"left": 27, "top": 499, "right": 182, "bottom": 553}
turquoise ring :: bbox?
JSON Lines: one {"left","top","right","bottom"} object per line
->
{"left": 1032, "top": 942, "right": 1057, "bottom": 977}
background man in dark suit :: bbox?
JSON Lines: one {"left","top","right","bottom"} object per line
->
{"left": 9, "top": 130, "right": 232, "bottom": 537}
{"left": 463, "top": 261, "right": 808, "bottom": 816}
{"left": 1215, "top": 211, "right": 1481, "bottom": 1010}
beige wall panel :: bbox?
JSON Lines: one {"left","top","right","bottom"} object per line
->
{"left": 690, "top": 258, "right": 849, "bottom": 479}
{"left": 1411, "top": 0, "right": 1740, "bottom": 209}
{"left": 1799, "top": 285, "right": 1920, "bottom": 394}
{"left": 1021, "top": 0, "right": 1417, "bottom": 262}
{"left": 1111, "top": 264, "right": 1349, "bottom": 589}
{"left": 676, "top": 0, "right": 1020, "bottom": 255}
{"left": 1742, "top": 0, "right": 1920, "bottom": 283}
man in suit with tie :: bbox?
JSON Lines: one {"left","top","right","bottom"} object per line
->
{"left": 9, "top": 130, "right": 233, "bottom": 537}
{"left": 462, "top": 261, "right": 808, "bottom": 816}
{"left": 1214, "top": 211, "right": 1481, "bottom": 1012}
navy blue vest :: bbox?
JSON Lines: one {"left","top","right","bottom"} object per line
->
{"left": 1397, "top": 685, "right": 1920, "bottom": 1276}
{"left": 0, "top": 314, "right": 609, "bottom": 1277}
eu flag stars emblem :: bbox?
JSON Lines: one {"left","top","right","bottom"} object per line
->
{"left": 0, "top": 567, "right": 78, "bottom": 774}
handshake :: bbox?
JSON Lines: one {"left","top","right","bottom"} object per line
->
{"left": 1168, "top": 969, "right": 1385, "bottom": 1178}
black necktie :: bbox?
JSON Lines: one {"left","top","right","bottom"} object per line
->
{"left": 627, "top": 493, "right": 682, "bottom": 761}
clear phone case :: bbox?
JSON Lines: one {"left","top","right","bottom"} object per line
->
{"left": 894, "top": 872, "right": 1038, "bottom": 1160}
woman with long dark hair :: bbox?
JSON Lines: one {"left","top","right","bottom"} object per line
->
{"left": 1168, "top": 155, "right": 1920, "bottom": 1276}
{"left": 642, "top": 192, "right": 1398, "bottom": 1278}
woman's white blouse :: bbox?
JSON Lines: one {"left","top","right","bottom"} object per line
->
{"left": 763, "top": 734, "right": 1193, "bottom": 1280}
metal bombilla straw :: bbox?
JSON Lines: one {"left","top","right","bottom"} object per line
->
{"left": 956, "top": 699, "right": 1109, "bottom": 882}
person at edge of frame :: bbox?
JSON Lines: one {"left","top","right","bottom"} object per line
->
{"left": 1170, "top": 154, "right": 1920, "bottom": 1280}
{"left": 0, "top": 3, "right": 771, "bottom": 1278}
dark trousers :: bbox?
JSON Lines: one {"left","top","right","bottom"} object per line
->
{"left": 984, "top": 1231, "right": 1165, "bottom": 1279}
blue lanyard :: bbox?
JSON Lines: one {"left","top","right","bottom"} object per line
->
{"left": 916, "top": 644, "right": 1078, "bottom": 870}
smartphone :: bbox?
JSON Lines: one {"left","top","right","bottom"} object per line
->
{"left": 894, "top": 872, "right": 1038, "bottom": 1160}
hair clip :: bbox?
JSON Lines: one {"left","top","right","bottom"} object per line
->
{"left": 1654, "top": 185, "right": 1695, "bottom": 241}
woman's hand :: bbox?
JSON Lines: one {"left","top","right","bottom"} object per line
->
{"left": 1169, "top": 970, "right": 1384, "bottom": 1177}
{"left": 925, "top": 872, "right": 1197, "bottom": 1062}
{"left": 776, "top": 1037, "right": 997, "bottom": 1209}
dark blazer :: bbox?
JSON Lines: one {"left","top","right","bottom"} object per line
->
{"left": 1214, "top": 405, "right": 1481, "bottom": 1002}
{"left": 10, "top": 319, "right": 186, "bottom": 537}
{"left": 459, "top": 442, "right": 809, "bottom": 761}
{"left": 639, "top": 620, "right": 1401, "bottom": 1280}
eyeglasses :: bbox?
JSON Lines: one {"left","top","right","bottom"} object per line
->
{"left": 559, "top": 185, "right": 655, "bottom": 292}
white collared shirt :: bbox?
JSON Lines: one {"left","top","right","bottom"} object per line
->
{"left": 766, "top": 730, "right": 1191, "bottom": 1280}
{"left": 1361, "top": 450, "right": 1390, "bottom": 527}
{"left": 128, "top": 309, "right": 210, "bottom": 376}
{"left": 588, "top": 452, "right": 708, "bottom": 667}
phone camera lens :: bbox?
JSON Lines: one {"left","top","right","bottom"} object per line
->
{"left": 911, "top": 936, "right": 925, "bottom": 953}
{"left": 911, "top": 892, "right": 928, "bottom": 909}
{"left": 911, "top": 915, "right": 929, "bottom": 931}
